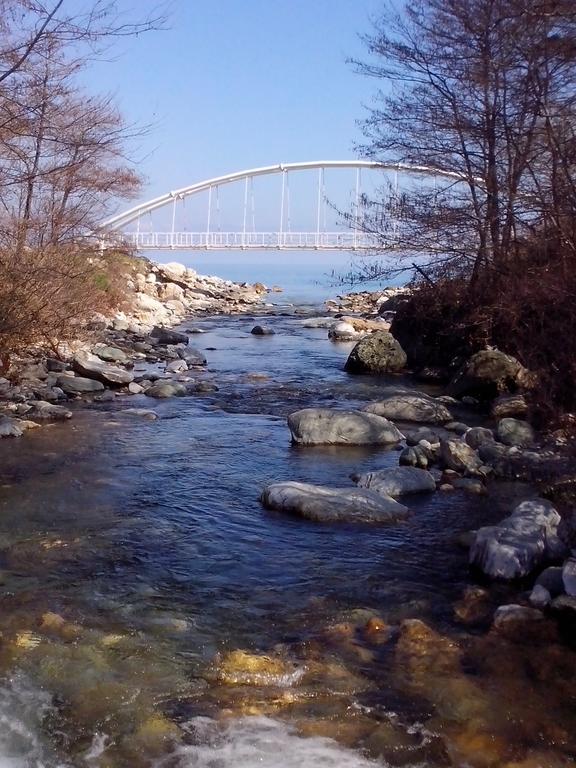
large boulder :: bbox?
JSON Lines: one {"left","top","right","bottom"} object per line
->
{"left": 344, "top": 331, "right": 407, "bottom": 374}
{"left": 448, "top": 349, "right": 532, "bottom": 400}
{"left": 470, "top": 498, "right": 566, "bottom": 579}
{"left": 354, "top": 466, "right": 436, "bottom": 497}
{"left": 288, "top": 408, "right": 404, "bottom": 446}
{"left": 0, "top": 416, "right": 23, "bottom": 437}
{"left": 150, "top": 326, "right": 189, "bottom": 346}
{"left": 363, "top": 393, "right": 451, "bottom": 424}
{"left": 73, "top": 353, "right": 133, "bottom": 387}
{"left": 261, "top": 481, "right": 410, "bottom": 523}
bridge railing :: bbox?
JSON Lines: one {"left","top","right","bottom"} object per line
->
{"left": 117, "top": 230, "right": 385, "bottom": 251}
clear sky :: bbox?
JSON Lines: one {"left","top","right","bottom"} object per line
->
{"left": 83, "top": 0, "right": 384, "bottom": 215}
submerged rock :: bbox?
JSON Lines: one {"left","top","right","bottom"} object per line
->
{"left": 216, "top": 649, "right": 305, "bottom": 687}
{"left": 344, "top": 330, "right": 407, "bottom": 374}
{"left": 470, "top": 498, "right": 566, "bottom": 579}
{"left": 251, "top": 325, "right": 275, "bottom": 336}
{"left": 145, "top": 382, "right": 188, "bottom": 399}
{"left": 261, "top": 481, "right": 410, "bottom": 523}
{"left": 287, "top": 408, "right": 404, "bottom": 446}
{"left": 363, "top": 393, "right": 451, "bottom": 424}
{"left": 354, "top": 466, "right": 436, "bottom": 497}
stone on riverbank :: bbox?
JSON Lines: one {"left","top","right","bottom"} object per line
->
{"left": 0, "top": 416, "right": 23, "bottom": 437}
{"left": 491, "top": 394, "right": 528, "bottom": 419}
{"left": 496, "top": 418, "right": 535, "bottom": 447}
{"left": 58, "top": 375, "right": 105, "bottom": 394}
{"left": 470, "top": 498, "right": 565, "bottom": 579}
{"left": 92, "top": 345, "right": 129, "bottom": 364}
{"left": 288, "top": 408, "right": 404, "bottom": 445}
{"left": 178, "top": 347, "right": 207, "bottom": 367}
{"left": 354, "top": 466, "right": 436, "bottom": 497}
{"left": 363, "top": 393, "right": 451, "bottom": 424}
{"left": 27, "top": 401, "right": 72, "bottom": 421}
{"left": 448, "top": 349, "right": 532, "bottom": 401}
{"left": 440, "top": 438, "right": 482, "bottom": 474}
{"left": 73, "top": 352, "right": 133, "bottom": 387}
{"left": 150, "top": 327, "right": 189, "bottom": 346}
{"left": 465, "top": 427, "right": 495, "bottom": 449}
{"left": 328, "top": 321, "right": 363, "bottom": 342}
{"left": 261, "top": 481, "right": 410, "bottom": 523}
{"left": 344, "top": 331, "right": 407, "bottom": 374}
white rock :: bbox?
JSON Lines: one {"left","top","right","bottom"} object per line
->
{"left": 261, "top": 481, "right": 410, "bottom": 523}
{"left": 328, "top": 321, "right": 363, "bottom": 342}
{"left": 287, "top": 408, "right": 404, "bottom": 446}
{"left": 470, "top": 498, "right": 565, "bottom": 579}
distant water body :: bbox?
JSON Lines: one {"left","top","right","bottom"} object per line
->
{"left": 150, "top": 248, "right": 401, "bottom": 304}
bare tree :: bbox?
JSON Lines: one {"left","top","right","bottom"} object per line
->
{"left": 352, "top": 0, "right": 576, "bottom": 284}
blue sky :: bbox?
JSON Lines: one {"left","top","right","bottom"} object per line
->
{"left": 83, "top": 0, "right": 385, "bottom": 221}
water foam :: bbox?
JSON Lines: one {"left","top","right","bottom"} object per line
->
{"left": 0, "top": 674, "right": 67, "bottom": 767}
{"left": 156, "top": 715, "right": 385, "bottom": 768}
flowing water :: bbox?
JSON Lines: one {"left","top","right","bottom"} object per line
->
{"left": 0, "top": 308, "right": 572, "bottom": 767}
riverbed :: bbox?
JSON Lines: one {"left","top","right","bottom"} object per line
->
{"left": 0, "top": 309, "right": 572, "bottom": 767}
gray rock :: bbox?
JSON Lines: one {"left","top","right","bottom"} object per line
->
{"left": 46, "top": 358, "right": 68, "bottom": 373}
{"left": 496, "top": 418, "right": 535, "bottom": 447}
{"left": 251, "top": 325, "right": 275, "bottom": 336}
{"left": 178, "top": 347, "right": 207, "bottom": 367}
{"left": 406, "top": 426, "right": 440, "bottom": 446}
{"left": 27, "top": 401, "right": 72, "bottom": 421}
{"left": 470, "top": 498, "right": 565, "bottom": 579}
{"left": 550, "top": 595, "right": 576, "bottom": 614}
{"left": 166, "top": 359, "right": 188, "bottom": 374}
{"left": 344, "top": 331, "right": 407, "bottom": 374}
{"left": 562, "top": 557, "right": 576, "bottom": 597}
{"left": 145, "top": 382, "right": 187, "bottom": 399}
{"left": 73, "top": 353, "right": 133, "bottom": 387}
{"left": 128, "top": 382, "right": 144, "bottom": 394}
{"left": 529, "top": 584, "right": 551, "bottom": 608}
{"left": 57, "top": 375, "right": 105, "bottom": 394}
{"left": 93, "top": 391, "right": 116, "bottom": 402}
{"left": 440, "top": 438, "right": 482, "bottom": 474}
{"left": 535, "top": 566, "right": 564, "bottom": 596}
{"left": 93, "top": 345, "right": 128, "bottom": 364}
{"left": 150, "top": 327, "right": 189, "bottom": 346}
{"left": 465, "top": 427, "right": 495, "bottom": 449}
{"left": 445, "top": 421, "right": 470, "bottom": 436}
{"left": 260, "top": 481, "right": 410, "bottom": 524}
{"left": 0, "top": 416, "right": 23, "bottom": 437}
{"left": 355, "top": 466, "right": 436, "bottom": 497}
{"left": 287, "top": 408, "right": 404, "bottom": 446}
{"left": 399, "top": 444, "right": 432, "bottom": 469}
{"left": 453, "top": 478, "right": 486, "bottom": 494}
{"left": 363, "top": 394, "right": 451, "bottom": 424}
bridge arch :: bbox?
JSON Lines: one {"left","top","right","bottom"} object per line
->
{"left": 99, "top": 160, "right": 465, "bottom": 232}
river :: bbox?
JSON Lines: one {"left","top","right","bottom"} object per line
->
{"left": 0, "top": 291, "right": 572, "bottom": 766}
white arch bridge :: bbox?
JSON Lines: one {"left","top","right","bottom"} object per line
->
{"left": 99, "top": 160, "right": 462, "bottom": 252}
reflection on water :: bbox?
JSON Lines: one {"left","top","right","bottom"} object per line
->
{"left": 0, "top": 312, "right": 571, "bottom": 766}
